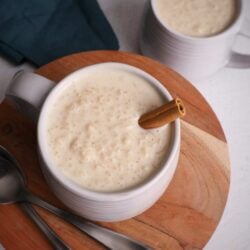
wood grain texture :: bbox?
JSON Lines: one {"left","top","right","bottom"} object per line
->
{"left": 0, "top": 51, "right": 230, "bottom": 249}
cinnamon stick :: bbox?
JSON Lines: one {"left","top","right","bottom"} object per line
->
{"left": 139, "top": 98, "right": 186, "bottom": 129}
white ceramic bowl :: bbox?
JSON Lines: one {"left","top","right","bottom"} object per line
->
{"left": 140, "top": 0, "right": 250, "bottom": 80}
{"left": 8, "top": 62, "right": 181, "bottom": 222}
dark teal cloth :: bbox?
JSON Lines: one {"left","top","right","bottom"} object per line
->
{"left": 0, "top": 0, "right": 119, "bottom": 66}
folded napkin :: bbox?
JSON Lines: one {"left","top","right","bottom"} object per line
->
{"left": 0, "top": 0, "right": 119, "bottom": 66}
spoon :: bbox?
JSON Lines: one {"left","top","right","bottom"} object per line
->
{"left": 0, "top": 146, "right": 151, "bottom": 250}
{"left": 0, "top": 148, "right": 70, "bottom": 250}
{"left": 0, "top": 155, "right": 70, "bottom": 250}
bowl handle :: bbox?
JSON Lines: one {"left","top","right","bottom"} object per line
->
{"left": 227, "top": 18, "right": 250, "bottom": 68}
{"left": 6, "top": 70, "right": 55, "bottom": 121}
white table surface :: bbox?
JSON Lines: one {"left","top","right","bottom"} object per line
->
{"left": 0, "top": 0, "right": 250, "bottom": 249}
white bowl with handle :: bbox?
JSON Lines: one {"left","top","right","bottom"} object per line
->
{"left": 6, "top": 62, "right": 180, "bottom": 222}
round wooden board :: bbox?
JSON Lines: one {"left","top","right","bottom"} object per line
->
{"left": 0, "top": 51, "right": 230, "bottom": 249}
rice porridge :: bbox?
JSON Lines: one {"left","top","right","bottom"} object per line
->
{"left": 45, "top": 65, "right": 172, "bottom": 192}
{"left": 154, "top": 0, "right": 237, "bottom": 37}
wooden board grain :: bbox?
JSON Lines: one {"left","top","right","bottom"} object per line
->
{"left": 0, "top": 51, "right": 230, "bottom": 249}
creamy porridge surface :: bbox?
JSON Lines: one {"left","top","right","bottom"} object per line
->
{"left": 154, "top": 0, "right": 237, "bottom": 37}
{"left": 45, "top": 66, "right": 171, "bottom": 192}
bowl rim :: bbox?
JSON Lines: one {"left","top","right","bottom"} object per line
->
{"left": 38, "top": 62, "right": 181, "bottom": 202}
{"left": 150, "top": 0, "right": 244, "bottom": 41}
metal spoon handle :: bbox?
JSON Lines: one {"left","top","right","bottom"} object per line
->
{"left": 21, "top": 202, "right": 70, "bottom": 250}
{"left": 25, "top": 192, "right": 151, "bottom": 250}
